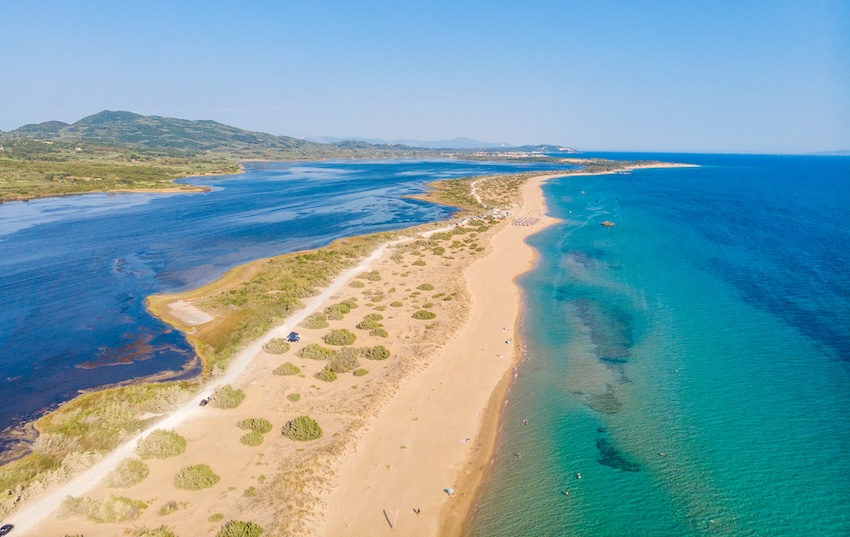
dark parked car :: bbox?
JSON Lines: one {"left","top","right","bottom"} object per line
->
{"left": 199, "top": 397, "right": 211, "bottom": 407}
{"left": 0, "top": 524, "right": 14, "bottom": 536}
{"left": 287, "top": 332, "right": 300, "bottom": 342}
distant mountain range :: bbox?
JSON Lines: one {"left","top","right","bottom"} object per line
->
{"left": 0, "top": 111, "right": 573, "bottom": 156}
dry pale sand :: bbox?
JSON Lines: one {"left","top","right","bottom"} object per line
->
{"left": 320, "top": 174, "right": 560, "bottom": 537}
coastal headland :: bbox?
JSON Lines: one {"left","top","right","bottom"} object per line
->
{"left": 1, "top": 162, "right": 692, "bottom": 536}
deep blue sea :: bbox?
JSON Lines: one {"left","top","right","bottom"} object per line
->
{"left": 0, "top": 158, "right": 576, "bottom": 448}
{"left": 469, "top": 154, "right": 850, "bottom": 535}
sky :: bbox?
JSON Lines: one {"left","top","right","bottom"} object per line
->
{"left": 1, "top": 0, "right": 848, "bottom": 153}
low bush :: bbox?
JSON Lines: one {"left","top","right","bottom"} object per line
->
{"left": 59, "top": 494, "right": 148, "bottom": 523}
{"left": 236, "top": 418, "right": 273, "bottom": 434}
{"left": 297, "top": 343, "right": 334, "bottom": 360}
{"left": 353, "top": 368, "right": 369, "bottom": 377}
{"left": 389, "top": 301, "right": 403, "bottom": 308}
{"left": 173, "top": 464, "right": 220, "bottom": 490}
{"left": 208, "top": 513, "right": 225, "bottom": 522}
{"left": 349, "top": 280, "right": 365, "bottom": 288}
{"left": 240, "top": 432, "right": 263, "bottom": 446}
{"left": 417, "top": 283, "right": 435, "bottom": 291}
{"left": 323, "top": 329, "right": 356, "bottom": 346}
{"left": 328, "top": 348, "right": 361, "bottom": 373}
{"left": 412, "top": 259, "right": 426, "bottom": 266}
{"left": 138, "top": 525, "right": 177, "bottom": 537}
{"left": 287, "top": 393, "right": 301, "bottom": 402}
{"left": 298, "top": 312, "right": 328, "bottom": 329}
{"left": 273, "top": 362, "right": 300, "bottom": 376}
{"left": 243, "top": 486, "right": 257, "bottom": 497}
{"left": 105, "top": 458, "right": 149, "bottom": 488}
{"left": 370, "top": 328, "right": 389, "bottom": 338}
{"left": 432, "top": 246, "right": 446, "bottom": 255}
{"left": 158, "top": 500, "right": 179, "bottom": 515}
{"left": 314, "top": 368, "right": 337, "bottom": 382}
{"left": 217, "top": 520, "right": 264, "bottom": 537}
{"left": 137, "top": 430, "right": 187, "bottom": 460}
{"left": 422, "top": 302, "right": 434, "bottom": 309}
{"left": 412, "top": 310, "right": 437, "bottom": 320}
{"left": 262, "top": 338, "right": 289, "bottom": 355}
{"left": 364, "top": 345, "right": 391, "bottom": 361}
{"left": 357, "top": 270, "right": 382, "bottom": 281}
{"left": 281, "top": 415, "right": 323, "bottom": 441}
{"left": 356, "top": 318, "right": 381, "bottom": 331}
{"left": 212, "top": 385, "right": 245, "bottom": 409}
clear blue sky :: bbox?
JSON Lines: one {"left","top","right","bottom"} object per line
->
{"left": 1, "top": 0, "right": 847, "bottom": 153}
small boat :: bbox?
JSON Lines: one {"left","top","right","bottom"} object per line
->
{"left": 600, "top": 221, "right": 616, "bottom": 227}
{"left": 576, "top": 472, "right": 582, "bottom": 480}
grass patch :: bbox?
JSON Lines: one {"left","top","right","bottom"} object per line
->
{"left": 324, "top": 299, "right": 358, "bottom": 320}
{"left": 417, "top": 283, "right": 435, "bottom": 291}
{"left": 211, "top": 385, "right": 245, "bottom": 409}
{"left": 137, "top": 430, "right": 187, "bottom": 460}
{"left": 422, "top": 302, "right": 434, "bottom": 309}
{"left": 273, "top": 361, "right": 300, "bottom": 375}
{"left": 412, "top": 310, "right": 437, "bottom": 320}
{"left": 59, "top": 494, "right": 148, "bottom": 523}
{"left": 296, "top": 343, "right": 334, "bottom": 360}
{"left": 262, "top": 338, "right": 290, "bottom": 354}
{"left": 240, "top": 432, "right": 264, "bottom": 446}
{"left": 209, "top": 513, "right": 225, "bottom": 522}
{"left": 389, "top": 301, "right": 403, "bottom": 307}
{"left": 217, "top": 520, "right": 264, "bottom": 537}
{"left": 105, "top": 458, "right": 149, "bottom": 488}
{"left": 314, "top": 368, "right": 337, "bottom": 382}
{"left": 328, "top": 348, "right": 361, "bottom": 373}
{"left": 237, "top": 418, "right": 273, "bottom": 434}
{"left": 281, "top": 416, "right": 323, "bottom": 441}
{"left": 349, "top": 280, "right": 365, "bottom": 288}
{"left": 287, "top": 393, "right": 301, "bottom": 402}
{"left": 298, "top": 312, "right": 329, "bottom": 329}
{"left": 323, "top": 329, "right": 356, "bottom": 346}
{"left": 412, "top": 259, "right": 426, "bottom": 266}
{"left": 370, "top": 328, "right": 389, "bottom": 337}
{"left": 364, "top": 345, "right": 391, "bottom": 361}
{"left": 173, "top": 464, "right": 221, "bottom": 490}
{"left": 357, "top": 270, "right": 382, "bottom": 281}
{"left": 353, "top": 368, "right": 369, "bottom": 377}
{"left": 137, "top": 525, "right": 177, "bottom": 537}
{"left": 356, "top": 318, "right": 382, "bottom": 330}
{"left": 243, "top": 486, "right": 257, "bottom": 497}
{"left": 158, "top": 500, "right": 179, "bottom": 516}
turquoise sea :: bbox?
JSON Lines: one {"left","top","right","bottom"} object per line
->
{"left": 469, "top": 155, "right": 850, "bottom": 536}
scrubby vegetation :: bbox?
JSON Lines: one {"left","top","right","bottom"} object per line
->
{"left": 389, "top": 301, "right": 404, "bottom": 307}
{"left": 59, "top": 494, "right": 148, "bottom": 523}
{"left": 105, "top": 458, "right": 149, "bottom": 488}
{"left": 237, "top": 418, "right": 273, "bottom": 434}
{"left": 328, "top": 347, "right": 361, "bottom": 373}
{"left": 364, "top": 346, "right": 391, "bottom": 361}
{"left": 209, "top": 513, "right": 225, "bottom": 522}
{"left": 273, "top": 361, "right": 301, "bottom": 376}
{"left": 297, "top": 343, "right": 334, "bottom": 360}
{"left": 281, "top": 416, "right": 323, "bottom": 441}
{"left": 262, "top": 338, "right": 290, "bottom": 354}
{"left": 217, "top": 520, "right": 265, "bottom": 537}
{"left": 240, "top": 432, "right": 264, "bottom": 446}
{"left": 137, "top": 430, "right": 187, "bottom": 460}
{"left": 353, "top": 368, "right": 369, "bottom": 377}
{"left": 324, "top": 299, "right": 358, "bottom": 320}
{"left": 137, "top": 525, "right": 177, "bottom": 537}
{"left": 417, "top": 283, "right": 435, "bottom": 291}
{"left": 287, "top": 393, "right": 301, "bottom": 402}
{"left": 211, "top": 385, "right": 246, "bottom": 409}
{"left": 357, "top": 270, "right": 382, "bottom": 281}
{"left": 323, "top": 329, "right": 356, "bottom": 346}
{"left": 370, "top": 328, "right": 389, "bottom": 337}
{"left": 412, "top": 310, "right": 437, "bottom": 320}
{"left": 314, "top": 368, "right": 337, "bottom": 382}
{"left": 349, "top": 280, "right": 365, "bottom": 288}
{"left": 299, "top": 312, "right": 329, "bottom": 329}
{"left": 173, "top": 464, "right": 221, "bottom": 490}
{"left": 412, "top": 259, "right": 426, "bottom": 266}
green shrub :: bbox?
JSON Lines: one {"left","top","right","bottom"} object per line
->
{"left": 324, "top": 299, "right": 358, "bottom": 320}
{"left": 240, "top": 432, "right": 263, "bottom": 446}
{"left": 287, "top": 393, "right": 301, "bottom": 402}
{"left": 281, "top": 416, "right": 323, "bottom": 441}
{"left": 357, "top": 270, "right": 382, "bottom": 281}
{"left": 243, "top": 486, "right": 257, "bottom": 497}
{"left": 173, "top": 464, "right": 220, "bottom": 490}
{"left": 59, "top": 494, "right": 148, "bottom": 523}
{"left": 262, "top": 338, "right": 290, "bottom": 355}
{"left": 353, "top": 368, "right": 369, "bottom": 377}
{"left": 432, "top": 246, "right": 446, "bottom": 255}
{"left": 328, "top": 348, "right": 361, "bottom": 373}
{"left": 273, "top": 362, "right": 300, "bottom": 376}
{"left": 323, "top": 329, "right": 356, "bottom": 346}
{"left": 297, "top": 343, "right": 334, "bottom": 360}
{"left": 138, "top": 525, "right": 177, "bottom": 537}
{"left": 349, "top": 280, "right": 365, "bottom": 288}
{"left": 412, "top": 259, "right": 426, "bottom": 266}
{"left": 298, "top": 312, "right": 328, "bottom": 329}
{"left": 105, "top": 458, "right": 149, "bottom": 488}
{"left": 236, "top": 418, "right": 273, "bottom": 434}
{"left": 364, "top": 346, "right": 391, "bottom": 361}
{"left": 370, "top": 328, "right": 389, "bottom": 338}
{"left": 158, "top": 500, "right": 179, "bottom": 515}
{"left": 363, "top": 313, "right": 384, "bottom": 322}
{"left": 373, "top": 305, "right": 386, "bottom": 311}
{"left": 356, "top": 318, "right": 382, "bottom": 331}
{"left": 430, "top": 232, "right": 452, "bottom": 241}
{"left": 314, "top": 368, "right": 337, "bottom": 382}
{"left": 208, "top": 513, "right": 225, "bottom": 522}
{"left": 212, "top": 385, "right": 245, "bottom": 409}
{"left": 417, "top": 283, "right": 435, "bottom": 291}
{"left": 422, "top": 302, "right": 435, "bottom": 309}
{"left": 412, "top": 310, "right": 437, "bottom": 320}
{"left": 217, "top": 520, "right": 264, "bottom": 537}
{"left": 389, "top": 301, "right": 404, "bottom": 308}
{"left": 137, "top": 430, "right": 187, "bottom": 460}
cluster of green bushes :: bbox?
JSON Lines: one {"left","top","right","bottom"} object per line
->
{"left": 262, "top": 338, "right": 290, "bottom": 354}
{"left": 412, "top": 310, "right": 437, "bottom": 320}
{"left": 211, "top": 385, "right": 245, "bottom": 409}
{"left": 59, "top": 494, "right": 148, "bottom": 523}
{"left": 356, "top": 313, "right": 384, "bottom": 332}
{"left": 323, "top": 329, "right": 356, "bottom": 346}
{"left": 137, "top": 430, "right": 187, "bottom": 460}
{"left": 281, "top": 416, "right": 323, "bottom": 442}
{"left": 237, "top": 418, "right": 273, "bottom": 446}
{"left": 173, "top": 464, "right": 220, "bottom": 490}
{"left": 363, "top": 346, "right": 391, "bottom": 361}
{"left": 273, "top": 362, "right": 301, "bottom": 376}
{"left": 217, "top": 520, "right": 264, "bottom": 537}
{"left": 357, "top": 270, "right": 382, "bottom": 281}
{"left": 105, "top": 458, "right": 149, "bottom": 488}
{"left": 324, "top": 299, "right": 358, "bottom": 320}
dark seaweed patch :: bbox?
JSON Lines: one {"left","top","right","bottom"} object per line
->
{"left": 584, "top": 384, "right": 623, "bottom": 414}
{"left": 596, "top": 437, "right": 640, "bottom": 472}
{"left": 571, "top": 298, "right": 633, "bottom": 363}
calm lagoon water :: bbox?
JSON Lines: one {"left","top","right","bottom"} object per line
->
{"left": 469, "top": 155, "right": 850, "bottom": 535}
{"left": 0, "top": 159, "right": 576, "bottom": 447}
